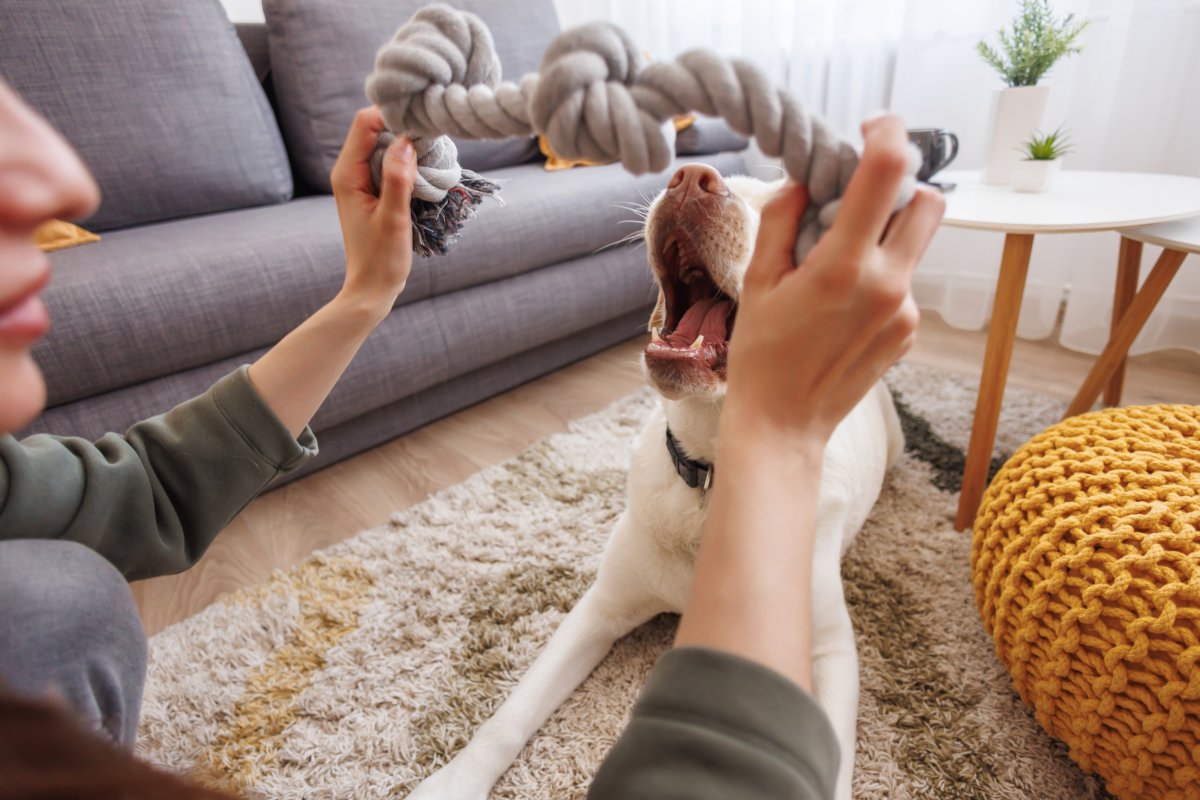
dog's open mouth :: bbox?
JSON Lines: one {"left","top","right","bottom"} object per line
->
{"left": 646, "top": 233, "right": 737, "bottom": 372}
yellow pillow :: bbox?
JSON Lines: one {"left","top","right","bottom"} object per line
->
{"left": 539, "top": 114, "right": 697, "bottom": 171}
{"left": 33, "top": 219, "right": 100, "bottom": 252}
{"left": 673, "top": 113, "right": 697, "bottom": 132}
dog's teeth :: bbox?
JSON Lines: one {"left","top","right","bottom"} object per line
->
{"left": 651, "top": 327, "right": 662, "bottom": 342}
{"left": 689, "top": 335, "right": 704, "bottom": 350}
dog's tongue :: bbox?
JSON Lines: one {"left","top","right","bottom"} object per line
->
{"left": 665, "top": 298, "right": 730, "bottom": 348}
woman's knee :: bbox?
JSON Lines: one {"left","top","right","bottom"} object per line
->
{"left": 0, "top": 539, "right": 147, "bottom": 747}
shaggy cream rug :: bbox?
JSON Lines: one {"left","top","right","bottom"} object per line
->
{"left": 138, "top": 362, "right": 1114, "bottom": 799}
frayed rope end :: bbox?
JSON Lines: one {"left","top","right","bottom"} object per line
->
{"left": 410, "top": 171, "right": 501, "bottom": 258}
{"left": 368, "top": 131, "right": 501, "bottom": 257}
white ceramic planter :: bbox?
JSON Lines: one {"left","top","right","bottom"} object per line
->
{"left": 982, "top": 85, "right": 1050, "bottom": 186}
{"left": 1011, "top": 158, "right": 1061, "bottom": 193}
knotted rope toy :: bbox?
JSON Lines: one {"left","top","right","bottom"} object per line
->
{"left": 365, "top": 3, "right": 919, "bottom": 260}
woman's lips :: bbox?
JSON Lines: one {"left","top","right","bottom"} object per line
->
{"left": 0, "top": 272, "right": 51, "bottom": 344}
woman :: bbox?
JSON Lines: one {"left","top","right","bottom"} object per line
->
{"left": 0, "top": 75, "right": 419, "bottom": 749}
{"left": 0, "top": 73, "right": 943, "bottom": 797}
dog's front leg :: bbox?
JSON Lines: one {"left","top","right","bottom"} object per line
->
{"left": 811, "top": 544, "right": 860, "bottom": 800}
{"left": 406, "top": 525, "right": 662, "bottom": 800}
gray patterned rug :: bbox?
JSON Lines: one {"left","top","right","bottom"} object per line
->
{"left": 137, "top": 362, "right": 1113, "bottom": 799}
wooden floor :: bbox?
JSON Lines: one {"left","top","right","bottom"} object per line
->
{"left": 131, "top": 314, "right": 1200, "bottom": 634}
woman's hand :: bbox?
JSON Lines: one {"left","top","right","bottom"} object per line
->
{"left": 330, "top": 106, "right": 417, "bottom": 322}
{"left": 723, "top": 115, "right": 945, "bottom": 453}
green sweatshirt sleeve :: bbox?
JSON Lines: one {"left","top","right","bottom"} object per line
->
{"left": 588, "top": 647, "right": 839, "bottom": 800}
{"left": 0, "top": 366, "right": 317, "bottom": 580}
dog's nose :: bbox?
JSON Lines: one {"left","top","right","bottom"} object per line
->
{"left": 667, "top": 164, "right": 728, "bottom": 200}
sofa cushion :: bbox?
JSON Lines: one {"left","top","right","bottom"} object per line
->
{"left": 427, "top": 151, "right": 747, "bottom": 298}
{"left": 34, "top": 152, "right": 744, "bottom": 408}
{"left": 0, "top": 0, "right": 293, "bottom": 231}
{"left": 263, "top": 0, "right": 556, "bottom": 192}
{"left": 35, "top": 197, "right": 350, "bottom": 407}
{"left": 677, "top": 118, "right": 751, "bottom": 156}
{"left": 235, "top": 22, "right": 272, "bottom": 84}
{"left": 29, "top": 252, "right": 654, "bottom": 444}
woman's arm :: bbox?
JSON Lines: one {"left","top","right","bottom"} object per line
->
{"left": 0, "top": 367, "right": 316, "bottom": 579}
{"left": 248, "top": 107, "right": 416, "bottom": 437}
{"left": 674, "top": 115, "right": 944, "bottom": 687}
{"left": 0, "top": 108, "right": 417, "bottom": 579}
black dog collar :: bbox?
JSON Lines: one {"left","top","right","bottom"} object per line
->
{"left": 666, "top": 428, "right": 714, "bottom": 493}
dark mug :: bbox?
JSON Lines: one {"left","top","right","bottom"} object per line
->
{"left": 907, "top": 128, "right": 958, "bottom": 182}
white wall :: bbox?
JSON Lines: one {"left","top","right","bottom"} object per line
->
{"left": 219, "top": 0, "right": 264, "bottom": 23}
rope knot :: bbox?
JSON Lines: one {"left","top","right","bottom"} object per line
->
{"left": 532, "top": 24, "right": 672, "bottom": 175}
{"left": 364, "top": 4, "right": 503, "bottom": 256}
{"left": 365, "top": 3, "right": 500, "bottom": 140}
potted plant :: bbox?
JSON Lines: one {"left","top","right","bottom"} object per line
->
{"left": 978, "top": 0, "right": 1087, "bottom": 185}
{"left": 1011, "top": 126, "right": 1072, "bottom": 192}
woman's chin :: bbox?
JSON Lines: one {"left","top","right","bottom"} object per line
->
{"left": 0, "top": 349, "right": 46, "bottom": 434}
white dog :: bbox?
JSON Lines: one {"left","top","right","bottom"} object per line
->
{"left": 408, "top": 164, "right": 904, "bottom": 800}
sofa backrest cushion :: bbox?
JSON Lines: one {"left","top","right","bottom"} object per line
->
{"left": 263, "top": 0, "right": 557, "bottom": 193}
{"left": 236, "top": 22, "right": 273, "bottom": 84}
{"left": 0, "top": 0, "right": 293, "bottom": 231}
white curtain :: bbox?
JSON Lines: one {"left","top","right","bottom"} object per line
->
{"left": 554, "top": 0, "right": 1200, "bottom": 357}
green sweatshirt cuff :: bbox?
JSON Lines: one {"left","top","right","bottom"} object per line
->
{"left": 210, "top": 366, "right": 318, "bottom": 473}
{"left": 589, "top": 646, "right": 839, "bottom": 799}
{"left": 640, "top": 647, "right": 841, "bottom": 783}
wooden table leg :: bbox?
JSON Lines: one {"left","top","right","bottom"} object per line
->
{"left": 1065, "top": 247, "right": 1187, "bottom": 419}
{"left": 1103, "top": 236, "right": 1143, "bottom": 406}
{"left": 956, "top": 233, "right": 1035, "bottom": 532}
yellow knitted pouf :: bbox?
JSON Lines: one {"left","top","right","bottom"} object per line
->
{"left": 973, "top": 404, "right": 1200, "bottom": 800}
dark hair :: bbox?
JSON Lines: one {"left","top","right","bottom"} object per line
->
{"left": 0, "top": 691, "right": 236, "bottom": 800}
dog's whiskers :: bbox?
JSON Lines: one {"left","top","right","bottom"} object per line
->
{"left": 614, "top": 208, "right": 649, "bottom": 220}
{"left": 594, "top": 228, "right": 648, "bottom": 254}
{"left": 613, "top": 202, "right": 650, "bottom": 221}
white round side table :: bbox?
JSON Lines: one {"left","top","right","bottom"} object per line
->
{"left": 936, "top": 170, "right": 1200, "bottom": 531}
{"left": 1065, "top": 216, "right": 1200, "bottom": 418}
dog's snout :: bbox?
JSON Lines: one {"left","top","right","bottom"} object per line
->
{"left": 668, "top": 164, "right": 728, "bottom": 200}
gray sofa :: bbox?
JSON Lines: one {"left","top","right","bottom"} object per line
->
{"left": 4, "top": 0, "right": 746, "bottom": 484}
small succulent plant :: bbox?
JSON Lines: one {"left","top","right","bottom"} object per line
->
{"left": 1020, "top": 126, "right": 1073, "bottom": 160}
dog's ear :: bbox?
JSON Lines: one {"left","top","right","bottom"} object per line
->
{"left": 649, "top": 290, "right": 667, "bottom": 332}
